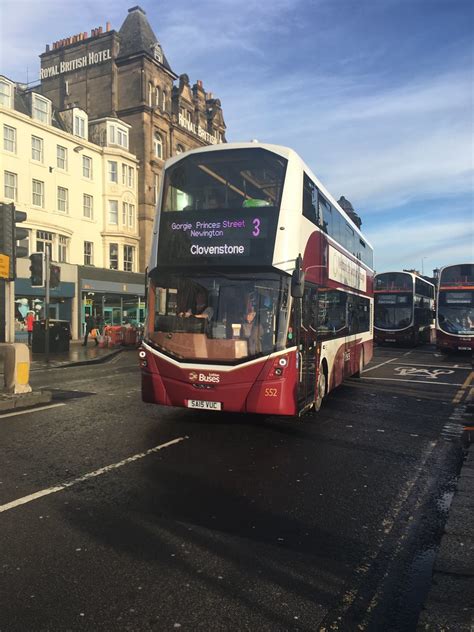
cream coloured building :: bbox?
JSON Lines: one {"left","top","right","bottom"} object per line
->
{"left": 0, "top": 75, "right": 139, "bottom": 271}
{"left": 1, "top": 74, "right": 142, "bottom": 341}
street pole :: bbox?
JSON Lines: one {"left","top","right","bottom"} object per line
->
{"left": 0, "top": 278, "right": 5, "bottom": 343}
{"left": 45, "top": 249, "right": 50, "bottom": 362}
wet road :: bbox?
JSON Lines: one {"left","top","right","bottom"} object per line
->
{"left": 0, "top": 345, "right": 471, "bottom": 631}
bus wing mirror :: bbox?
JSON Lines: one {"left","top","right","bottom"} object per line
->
{"left": 291, "top": 255, "right": 305, "bottom": 299}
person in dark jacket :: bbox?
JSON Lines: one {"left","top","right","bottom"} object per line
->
{"left": 83, "top": 314, "right": 98, "bottom": 346}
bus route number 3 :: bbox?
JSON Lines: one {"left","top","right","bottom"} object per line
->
{"left": 264, "top": 387, "right": 278, "bottom": 397}
{"left": 252, "top": 218, "right": 261, "bottom": 237}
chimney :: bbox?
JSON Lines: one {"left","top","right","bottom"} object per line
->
{"left": 106, "top": 21, "right": 111, "bottom": 32}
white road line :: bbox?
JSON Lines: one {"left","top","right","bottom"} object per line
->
{"left": 0, "top": 403, "right": 66, "bottom": 419}
{"left": 0, "top": 436, "right": 188, "bottom": 514}
{"left": 360, "top": 377, "right": 463, "bottom": 386}
{"left": 362, "top": 357, "right": 398, "bottom": 373}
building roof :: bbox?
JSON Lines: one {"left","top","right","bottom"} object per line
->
{"left": 118, "top": 5, "right": 174, "bottom": 74}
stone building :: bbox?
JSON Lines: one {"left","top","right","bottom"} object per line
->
{"left": 38, "top": 5, "right": 227, "bottom": 270}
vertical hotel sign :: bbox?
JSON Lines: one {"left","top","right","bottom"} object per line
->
{"left": 328, "top": 245, "right": 366, "bottom": 291}
{"left": 40, "top": 49, "right": 112, "bottom": 79}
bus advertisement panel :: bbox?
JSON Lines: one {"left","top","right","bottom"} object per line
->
{"left": 374, "top": 271, "right": 434, "bottom": 345}
{"left": 436, "top": 263, "right": 474, "bottom": 352}
{"left": 140, "top": 143, "right": 374, "bottom": 417}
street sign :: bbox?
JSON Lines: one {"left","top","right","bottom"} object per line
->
{"left": 0, "top": 254, "right": 10, "bottom": 279}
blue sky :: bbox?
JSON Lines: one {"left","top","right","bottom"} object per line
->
{"left": 1, "top": 0, "right": 472, "bottom": 275}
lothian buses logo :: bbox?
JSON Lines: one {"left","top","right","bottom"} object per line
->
{"left": 188, "top": 371, "right": 220, "bottom": 383}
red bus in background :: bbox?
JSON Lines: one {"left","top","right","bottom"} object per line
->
{"left": 436, "top": 263, "right": 474, "bottom": 352}
{"left": 374, "top": 271, "right": 435, "bottom": 346}
{"left": 140, "top": 143, "right": 374, "bottom": 417}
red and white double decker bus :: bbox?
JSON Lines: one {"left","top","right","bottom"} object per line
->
{"left": 436, "top": 263, "right": 474, "bottom": 352}
{"left": 374, "top": 271, "right": 435, "bottom": 346}
{"left": 140, "top": 143, "right": 374, "bottom": 417}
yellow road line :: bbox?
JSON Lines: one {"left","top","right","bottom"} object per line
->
{"left": 451, "top": 370, "right": 474, "bottom": 405}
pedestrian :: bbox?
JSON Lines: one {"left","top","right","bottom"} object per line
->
{"left": 83, "top": 314, "right": 98, "bottom": 346}
{"left": 26, "top": 311, "right": 35, "bottom": 347}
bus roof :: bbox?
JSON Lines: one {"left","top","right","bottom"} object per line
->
{"left": 163, "top": 141, "right": 373, "bottom": 250}
{"left": 376, "top": 271, "right": 435, "bottom": 286}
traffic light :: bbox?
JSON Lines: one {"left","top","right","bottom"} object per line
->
{"left": 29, "top": 253, "right": 45, "bottom": 288}
{"left": 14, "top": 209, "right": 28, "bottom": 258}
{"left": 0, "top": 202, "right": 28, "bottom": 279}
{"left": 50, "top": 264, "right": 61, "bottom": 289}
{"left": 0, "top": 202, "right": 14, "bottom": 259}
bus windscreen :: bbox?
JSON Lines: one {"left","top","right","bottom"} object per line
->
{"left": 375, "top": 293, "right": 413, "bottom": 329}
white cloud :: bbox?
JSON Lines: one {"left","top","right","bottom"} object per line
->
{"left": 366, "top": 215, "right": 473, "bottom": 272}
{"left": 220, "top": 67, "right": 473, "bottom": 213}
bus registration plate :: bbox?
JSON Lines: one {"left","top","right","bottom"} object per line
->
{"left": 187, "top": 400, "right": 222, "bottom": 411}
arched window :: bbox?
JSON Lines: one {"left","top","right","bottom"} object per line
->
{"left": 176, "top": 144, "right": 185, "bottom": 155}
{"left": 162, "top": 90, "right": 167, "bottom": 112}
{"left": 148, "top": 83, "right": 153, "bottom": 107}
{"left": 154, "top": 132, "right": 163, "bottom": 159}
{"left": 155, "top": 86, "right": 160, "bottom": 107}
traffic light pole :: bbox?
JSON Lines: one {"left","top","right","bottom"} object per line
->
{"left": 45, "top": 250, "right": 50, "bottom": 362}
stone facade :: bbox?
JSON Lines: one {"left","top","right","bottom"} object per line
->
{"left": 38, "top": 5, "right": 227, "bottom": 270}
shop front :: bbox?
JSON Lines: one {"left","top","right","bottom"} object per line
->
{"left": 14, "top": 260, "right": 76, "bottom": 343}
{"left": 79, "top": 266, "right": 145, "bottom": 337}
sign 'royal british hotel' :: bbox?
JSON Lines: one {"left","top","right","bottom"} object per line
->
{"left": 39, "top": 5, "right": 227, "bottom": 269}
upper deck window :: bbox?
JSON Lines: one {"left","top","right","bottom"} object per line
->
{"left": 440, "top": 264, "right": 474, "bottom": 286}
{"left": 375, "top": 272, "right": 413, "bottom": 291}
{"left": 163, "top": 148, "right": 287, "bottom": 213}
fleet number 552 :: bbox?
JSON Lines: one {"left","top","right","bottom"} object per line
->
{"left": 264, "top": 388, "right": 278, "bottom": 397}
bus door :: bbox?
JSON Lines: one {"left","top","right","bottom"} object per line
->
{"left": 345, "top": 295, "right": 357, "bottom": 377}
{"left": 298, "top": 286, "right": 318, "bottom": 411}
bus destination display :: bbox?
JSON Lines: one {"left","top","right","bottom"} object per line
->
{"left": 157, "top": 211, "right": 278, "bottom": 266}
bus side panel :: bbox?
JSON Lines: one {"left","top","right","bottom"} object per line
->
{"left": 142, "top": 369, "right": 171, "bottom": 406}
{"left": 362, "top": 339, "right": 374, "bottom": 366}
{"left": 323, "top": 337, "right": 372, "bottom": 392}
{"left": 245, "top": 350, "right": 299, "bottom": 416}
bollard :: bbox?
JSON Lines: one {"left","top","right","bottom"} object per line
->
{"left": 0, "top": 343, "right": 32, "bottom": 394}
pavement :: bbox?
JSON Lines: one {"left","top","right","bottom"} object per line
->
{"left": 29, "top": 339, "right": 127, "bottom": 370}
{"left": 0, "top": 340, "right": 133, "bottom": 414}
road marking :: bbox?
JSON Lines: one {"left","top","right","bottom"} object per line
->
{"left": 0, "top": 403, "right": 65, "bottom": 419}
{"left": 0, "top": 436, "right": 188, "bottom": 514}
{"left": 360, "top": 377, "right": 463, "bottom": 386}
{"left": 362, "top": 357, "right": 398, "bottom": 373}
{"left": 451, "top": 371, "right": 474, "bottom": 404}
{"left": 394, "top": 367, "right": 455, "bottom": 379}
{"left": 390, "top": 362, "right": 469, "bottom": 370}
